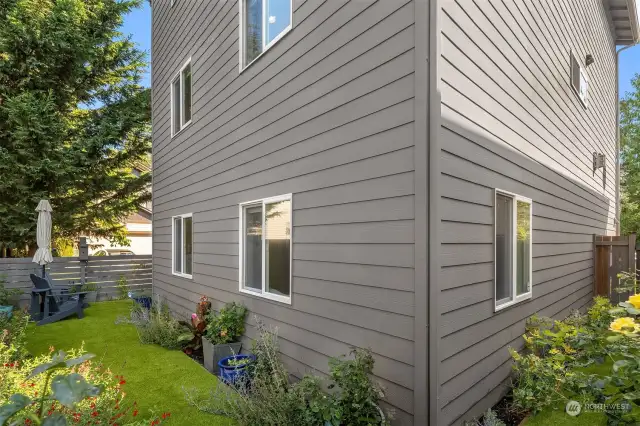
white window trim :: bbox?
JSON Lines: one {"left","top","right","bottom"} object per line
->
{"left": 494, "top": 189, "right": 533, "bottom": 312}
{"left": 238, "top": 0, "right": 293, "bottom": 73}
{"left": 170, "top": 58, "right": 192, "bottom": 137}
{"left": 570, "top": 51, "right": 588, "bottom": 108}
{"left": 238, "top": 193, "right": 293, "bottom": 304}
{"left": 172, "top": 213, "right": 193, "bottom": 279}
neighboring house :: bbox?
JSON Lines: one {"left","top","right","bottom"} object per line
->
{"left": 89, "top": 206, "right": 153, "bottom": 255}
{"left": 89, "top": 163, "right": 153, "bottom": 255}
{"left": 151, "top": 0, "right": 639, "bottom": 424}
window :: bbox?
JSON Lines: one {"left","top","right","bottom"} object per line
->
{"left": 172, "top": 213, "right": 193, "bottom": 278}
{"left": 239, "top": 194, "right": 292, "bottom": 303}
{"left": 239, "top": 0, "right": 292, "bottom": 70}
{"left": 171, "top": 59, "right": 192, "bottom": 136}
{"left": 570, "top": 52, "right": 588, "bottom": 106}
{"left": 495, "top": 190, "right": 532, "bottom": 310}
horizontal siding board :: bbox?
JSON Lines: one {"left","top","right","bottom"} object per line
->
{"left": 152, "top": 273, "right": 414, "bottom": 365}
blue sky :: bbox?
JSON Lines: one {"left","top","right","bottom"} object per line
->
{"left": 121, "top": 3, "right": 639, "bottom": 96}
{"left": 121, "top": 2, "right": 152, "bottom": 87}
{"left": 619, "top": 46, "right": 640, "bottom": 98}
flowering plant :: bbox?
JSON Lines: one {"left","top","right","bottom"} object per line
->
{"left": 178, "top": 295, "right": 211, "bottom": 354}
{"left": 205, "top": 302, "right": 247, "bottom": 345}
{"left": 0, "top": 347, "right": 169, "bottom": 425}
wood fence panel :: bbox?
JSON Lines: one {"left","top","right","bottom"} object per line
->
{"left": 0, "top": 255, "right": 152, "bottom": 305}
{"left": 594, "top": 234, "right": 637, "bottom": 304}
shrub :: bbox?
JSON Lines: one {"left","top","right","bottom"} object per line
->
{"left": 0, "top": 348, "right": 169, "bottom": 426}
{"left": 120, "top": 296, "right": 186, "bottom": 350}
{"left": 204, "top": 301, "right": 247, "bottom": 345}
{"left": 0, "top": 275, "right": 21, "bottom": 306}
{"left": 186, "top": 316, "right": 391, "bottom": 426}
{"left": 0, "top": 309, "right": 30, "bottom": 363}
{"left": 117, "top": 276, "right": 130, "bottom": 300}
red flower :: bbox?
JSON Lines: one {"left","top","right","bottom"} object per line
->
{"left": 90, "top": 402, "right": 96, "bottom": 409}
{"left": 133, "top": 410, "right": 138, "bottom": 417}
{"left": 119, "top": 379, "right": 126, "bottom": 385}
{"left": 150, "top": 420, "right": 160, "bottom": 426}
{"left": 29, "top": 383, "right": 35, "bottom": 387}
{"left": 91, "top": 411, "right": 99, "bottom": 417}
{"left": 161, "top": 412, "right": 171, "bottom": 419}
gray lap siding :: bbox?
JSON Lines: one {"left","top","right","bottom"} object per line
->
{"left": 151, "top": 0, "right": 417, "bottom": 423}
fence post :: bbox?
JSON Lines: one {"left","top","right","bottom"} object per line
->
{"left": 79, "top": 237, "right": 89, "bottom": 286}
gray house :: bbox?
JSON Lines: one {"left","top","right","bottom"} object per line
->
{"left": 150, "top": 0, "right": 639, "bottom": 424}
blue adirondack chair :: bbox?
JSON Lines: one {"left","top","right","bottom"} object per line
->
{"left": 29, "top": 274, "right": 89, "bottom": 326}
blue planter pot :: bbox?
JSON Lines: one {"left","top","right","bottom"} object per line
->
{"left": 218, "top": 354, "right": 255, "bottom": 387}
{"left": 0, "top": 305, "right": 13, "bottom": 319}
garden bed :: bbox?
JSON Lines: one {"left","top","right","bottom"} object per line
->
{"left": 24, "top": 300, "right": 231, "bottom": 425}
{"left": 485, "top": 296, "right": 640, "bottom": 426}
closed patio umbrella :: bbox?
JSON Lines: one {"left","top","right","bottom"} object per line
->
{"left": 32, "top": 200, "right": 53, "bottom": 277}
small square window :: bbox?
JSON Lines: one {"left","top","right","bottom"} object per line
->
{"left": 570, "top": 52, "right": 588, "bottom": 106}
{"left": 171, "top": 59, "right": 192, "bottom": 136}
{"left": 495, "top": 190, "right": 532, "bottom": 310}
{"left": 173, "top": 213, "right": 193, "bottom": 278}
{"left": 239, "top": 194, "right": 292, "bottom": 304}
{"left": 240, "top": 0, "right": 292, "bottom": 70}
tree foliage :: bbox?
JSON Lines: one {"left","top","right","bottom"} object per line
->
{"left": 621, "top": 73, "right": 640, "bottom": 235}
{"left": 0, "top": 0, "right": 151, "bottom": 251}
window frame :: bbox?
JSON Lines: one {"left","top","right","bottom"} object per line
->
{"left": 238, "top": 0, "right": 293, "bottom": 72}
{"left": 172, "top": 213, "right": 193, "bottom": 279}
{"left": 170, "top": 58, "right": 192, "bottom": 137}
{"left": 494, "top": 189, "right": 533, "bottom": 311}
{"left": 569, "top": 51, "right": 588, "bottom": 107}
{"left": 238, "top": 193, "right": 293, "bottom": 304}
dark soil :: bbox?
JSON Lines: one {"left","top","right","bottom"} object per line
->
{"left": 183, "top": 348, "right": 204, "bottom": 367}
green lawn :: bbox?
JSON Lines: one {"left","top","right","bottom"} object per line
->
{"left": 525, "top": 361, "right": 612, "bottom": 426}
{"left": 24, "top": 300, "right": 230, "bottom": 426}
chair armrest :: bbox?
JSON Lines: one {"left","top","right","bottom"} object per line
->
{"left": 30, "top": 288, "right": 49, "bottom": 294}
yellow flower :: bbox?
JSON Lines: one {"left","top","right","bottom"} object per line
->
{"left": 610, "top": 317, "right": 638, "bottom": 333}
{"left": 549, "top": 348, "right": 560, "bottom": 355}
{"left": 629, "top": 294, "right": 640, "bottom": 309}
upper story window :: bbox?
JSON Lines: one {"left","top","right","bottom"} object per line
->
{"left": 173, "top": 213, "right": 193, "bottom": 278}
{"left": 239, "top": 0, "right": 292, "bottom": 70}
{"left": 171, "top": 59, "right": 192, "bottom": 136}
{"left": 239, "top": 194, "right": 292, "bottom": 304}
{"left": 570, "top": 52, "right": 588, "bottom": 107}
{"left": 495, "top": 190, "right": 532, "bottom": 311}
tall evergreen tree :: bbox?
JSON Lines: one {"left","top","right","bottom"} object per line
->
{"left": 0, "top": 0, "right": 151, "bottom": 253}
{"left": 621, "top": 73, "right": 640, "bottom": 235}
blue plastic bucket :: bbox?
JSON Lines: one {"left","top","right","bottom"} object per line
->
{"left": 0, "top": 306, "right": 12, "bottom": 319}
{"left": 218, "top": 354, "right": 255, "bottom": 387}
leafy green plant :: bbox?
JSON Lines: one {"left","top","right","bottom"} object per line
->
{"left": 116, "top": 276, "right": 130, "bottom": 300}
{"left": 186, "top": 317, "right": 390, "bottom": 425}
{"left": 119, "top": 296, "right": 186, "bottom": 350}
{"left": 224, "top": 357, "right": 252, "bottom": 368}
{"left": 0, "top": 277, "right": 21, "bottom": 307}
{"left": 0, "top": 349, "right": 168, "bottom": 426}
{"left": 178, "top": 296, "right": 212, "bottom": 354}
{"left": 204, "top": 302, "right": 247, "bottom": 345}
{"left": 0, "top": 310, "right": 30, "bottom": 363}
{"left": 81, "top": 282, "right": 98, "bottom": 293}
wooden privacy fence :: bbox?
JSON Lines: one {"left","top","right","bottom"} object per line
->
{"left": 594, "top": 234, "right": 637, "bottom": 304}
{"left": 0, "top": 255, "right": 152, "bottom": 306}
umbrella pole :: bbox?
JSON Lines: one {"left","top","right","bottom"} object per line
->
{"left": 42, "top": 264, "right": 45, "bottom": 279}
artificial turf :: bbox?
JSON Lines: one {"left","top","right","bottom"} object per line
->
{"left": 24, "top": 300, "right": 231, "bottom": 426}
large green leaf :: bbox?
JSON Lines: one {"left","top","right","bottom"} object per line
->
{"left": 0, "top": 394, "right": 31, "bottom": 425}
{"left": 50, "top": 374, "right": 102, "bottom": 407}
